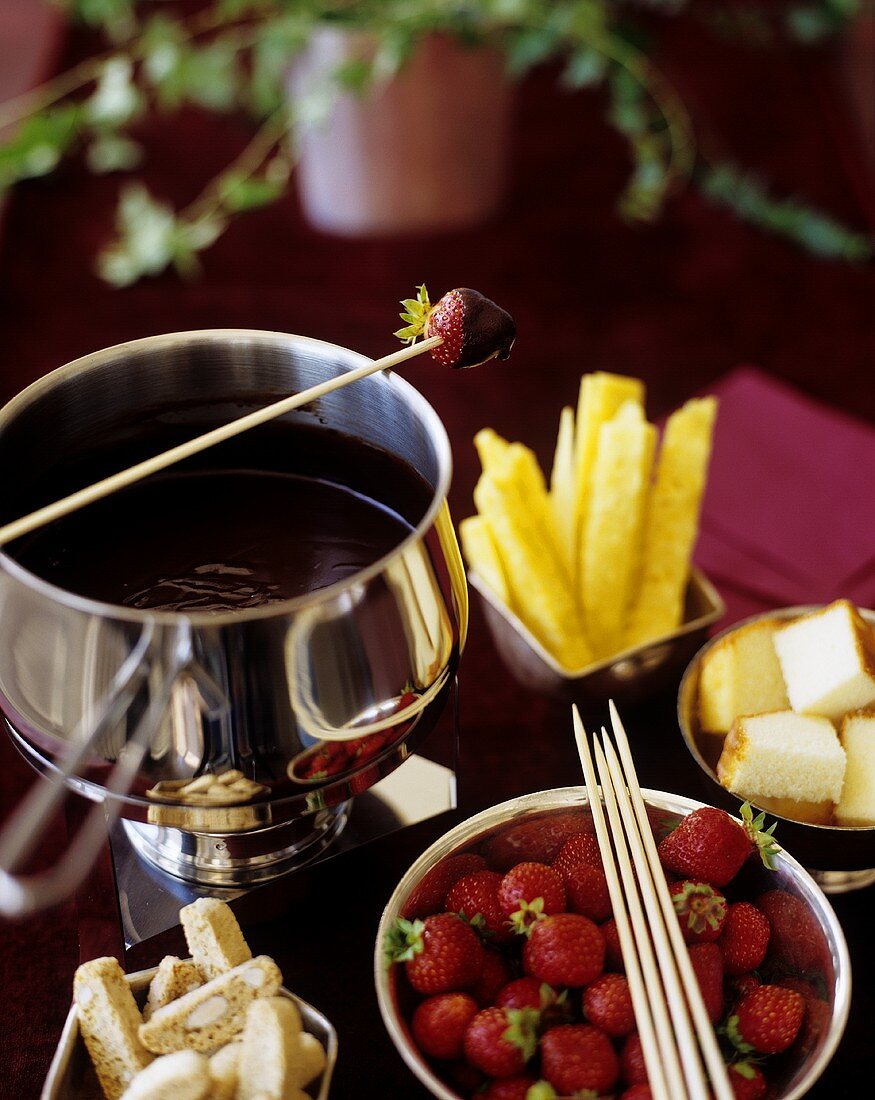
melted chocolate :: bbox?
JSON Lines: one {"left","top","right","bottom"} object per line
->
{"left": 8, "top": 421, "right": 432, "bottom": 613}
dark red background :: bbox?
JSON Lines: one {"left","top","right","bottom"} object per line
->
{"left": 0, "top": 14, "right": 873, "bottom": 1097}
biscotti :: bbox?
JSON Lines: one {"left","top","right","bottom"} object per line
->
{"left": 120, "top": 1050, "right": 210, "bottom": 1100}
{"left": 180, "top": 897, "right": 252, "bottom": 981}
{"left": 717, "top": 710, "right": 846, "bottom": 806}
{"left": 773, "top": 599, "right": 875, "bottom": 721}
{"left": 139, "top": 956, "right": 282, "bottom": 1054}
{"left": 208, "top": 1039, "right": 242, "bottom": 1100}
{"left": 73, "top": 901, "right": 328, "bottom": 1099}
{"left": 74, "top": 957, "right": 153, "bottom": 1100}
{"left": 143, "top": 957, "right": 202, "bottom": 1021}
{"left": 237, "top": 997, "right": 325, "bottom": 1100}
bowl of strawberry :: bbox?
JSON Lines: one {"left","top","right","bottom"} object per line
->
{"left": 375, "top": 788, "right": 850, "bottom": 1100}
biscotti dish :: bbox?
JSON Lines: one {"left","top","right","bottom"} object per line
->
{"left": 42, "top": 899, "right": 336, "bottom": 1100}
{"left": 42, "top": 967, "right": 336, "bottom": 1100}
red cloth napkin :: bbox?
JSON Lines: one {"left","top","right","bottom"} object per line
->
{"left": 693, "top": 366, "right": 875, "bottom": 626}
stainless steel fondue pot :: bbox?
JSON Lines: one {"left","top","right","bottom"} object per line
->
{"left": 0, "top": 330, "right": 467, "bottom": 910}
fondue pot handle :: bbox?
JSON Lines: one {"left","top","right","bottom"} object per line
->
{"left": 0, "top": 622, "right": 193, "bottom": 918}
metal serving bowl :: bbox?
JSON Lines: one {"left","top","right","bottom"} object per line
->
{"left": 374, "top": 787, "right": 850, "bottom": 1100}
{"left": 471, "top": 567, "right": 725, "bottom": 704}
{"left": 678, "top": 606, "right": 875, "bottom": 894}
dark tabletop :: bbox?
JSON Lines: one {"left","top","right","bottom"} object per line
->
{"left": 0, "top": 16, "right": 873, "bottom": 1099}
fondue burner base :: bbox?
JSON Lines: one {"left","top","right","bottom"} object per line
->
{"left": 109, "top": 753, "right": 456, "bottom": 949}
{"left": 122, "top": 805, "right": 351, "bottom": 889}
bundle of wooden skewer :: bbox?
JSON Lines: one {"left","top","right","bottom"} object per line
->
{"left": 573, "top": 702, "right": 733, "bottom": 1100}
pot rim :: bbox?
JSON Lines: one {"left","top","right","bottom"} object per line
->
{"left": 0, "top": 328, "right": 453, "bottom": 627}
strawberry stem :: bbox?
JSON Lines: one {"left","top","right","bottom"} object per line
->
{"left": 740, "top": 802, "right": 780, "bottom": 871}
{"left": 383, "top": 916, "right": 425, "bottom": 965}
{"left": 394, "top": 284, "right": 433, "bottom": 344}
{"left": 724, "top": 1012, "right": 755, "bottom": 1055}
{"left": 503, "top": 1007, "right": 540, "bottom": 1062}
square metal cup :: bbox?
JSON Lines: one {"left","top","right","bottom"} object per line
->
{"left": 470, "top": 566, "right": 725, "bottom": 704}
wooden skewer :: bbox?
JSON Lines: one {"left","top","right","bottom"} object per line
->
{"left": 572, "top": 706, "right": 674, "bottom": 1100}
{"left": 591, "top": 732, "right": 694, "bottom": 1100}
{"left": 607, "top": 701, "right": 735, "bottom": 1100}
{"left": 0, "top": 334, "right": 443, "bottom": 548}
{"left": 597, "top": 731, "right": 710, "bottom": 1100}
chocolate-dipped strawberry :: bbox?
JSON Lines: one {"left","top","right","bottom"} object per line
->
{"left": 395, "top": 285, "right": 515, "bottom": 369}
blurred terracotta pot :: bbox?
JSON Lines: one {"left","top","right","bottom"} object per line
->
{"left": 288, "top": 29, "right": 513, "bottom": 236}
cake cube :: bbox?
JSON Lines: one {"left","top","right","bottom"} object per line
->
{"left": 836, "top": 710, "right": 875, "bottom": 826}
{"left": 717, "top": 710, "right": 846, "bottom": 806}
{"left": 698, "top": 617, "right": 789, "bottom": 734}
{"left": 773, "top": 599, "right": 875, "bottom": 721}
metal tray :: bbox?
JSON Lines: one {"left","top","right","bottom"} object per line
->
{"left": 41, "top": 963, "right": 337, "bottom": 1099}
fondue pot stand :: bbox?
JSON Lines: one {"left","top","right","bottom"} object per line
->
{"left": 0, "top": 331, "right": 467, "bottom": 911}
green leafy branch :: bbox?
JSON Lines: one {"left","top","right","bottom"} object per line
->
{"left": 98, "top": 106, "right": 290, "bottom": 286}
{"left": 0, "top": 0, "right": 870, "bottom": 282}
{"left": 700, "top": 163, "right": 873, "bottom": 261}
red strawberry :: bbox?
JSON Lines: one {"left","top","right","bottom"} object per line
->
{"left": 621, "top": 1032, "right": 648, "bottom": 1085}
{"left": 622, "top": 1086, "right": 653, "bottom": 1100}
{"left": 601, "top": 917, "right": 625, "bottom": 971}
{"left": 719, "top": 902, "right": 770, "bottom": 976}
{"left": 463, "top": 1006, "right": 538, "bottom": 1077}
{"left": 728, "top": 1062, "right": 768, "bottom": 1100}
{"left": 583, "top": 972, "right": 636, "bottom": 1037}
{"left": 728, "top": 984, "right": 805, "bottom": 1054}
{"left": 472, "top": 949, "right": 513, "bottom": 1007}
{"left": 552, "top": 833, "right": 603, "bottom": 878}
{"left": 688, "top": 943, "right": 724, "bottom": 1024}
{"left": 498, "top": 862, "right": 566, "bottom": 933}
{"left": 565, "top": 863, "right": 613, "bottom": 922}
{"left": 483, "top": 813, "right": 591, "bottom": 870}
{"left": 396, "top": 285, "right": 516, "bottom": 370}
{"left": 495, "top": 977, "right": 549, "bottom": 1011}
{"left": 541, "top": 1024, "right": 619, "bottom": 1095}
{"left": 385, "top": 913, "right": 484, "bottom": 995}
{"left": 657, "top": 804, "right": 778, "bottom": 886}
{"left": 755, "top": 890, "right": 826, "bottom": 974}
{"left": 401, "top": 853, "right": 487, "bottom": 919}
{"left": 495, "top": 978, "right": 570, "bottom": 1031}
{"left": 447, "top": 870, "right": 513, "bottom": 943}
{"left": 778, "top": 978, "right": 831, "bottom": 1053}
{"left": 670, "top": 880, "right": 727, "bottom": 944}
{"left": 411, "top": 992, "right": 479, "bottom": 1060}
{"left": 523, "top": 913, "right": 605, "bottom": 987}
{"left": 481, "top": 1076, "right": 540, "bottom": 1100}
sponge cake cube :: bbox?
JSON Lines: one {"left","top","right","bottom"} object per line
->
{"left": 773, "top": 600, "right": 875, "bottom": 721}
{"left": 717, "top": 710, "right": 845, "bottom": 806}
{"left": 698, "top": 617, "right": 789, "bottom": 734}
{"left": 836, "top": 710, "right": 875, "bottom": 826}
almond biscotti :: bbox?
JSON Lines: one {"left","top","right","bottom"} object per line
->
{"left": 208, "top": 1039, "right": 242, "bottom": 1100}
{"left": 180, "top": 897, "right": 252, "bottom": 981}
{"left": 237, "top": 997, "right": 326, "bottom": 1100}
{"left": 120, "top": 1050, "right": 210, "bottom": 1100}
{"left": 138, "top": 956, "right": 282, "bottom": 1054}
{"left": 74, "top": 957, "right": 153, "bottom": 1100}
{"left": 142, "top": 956, "right": 203, "bottom": 1022}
